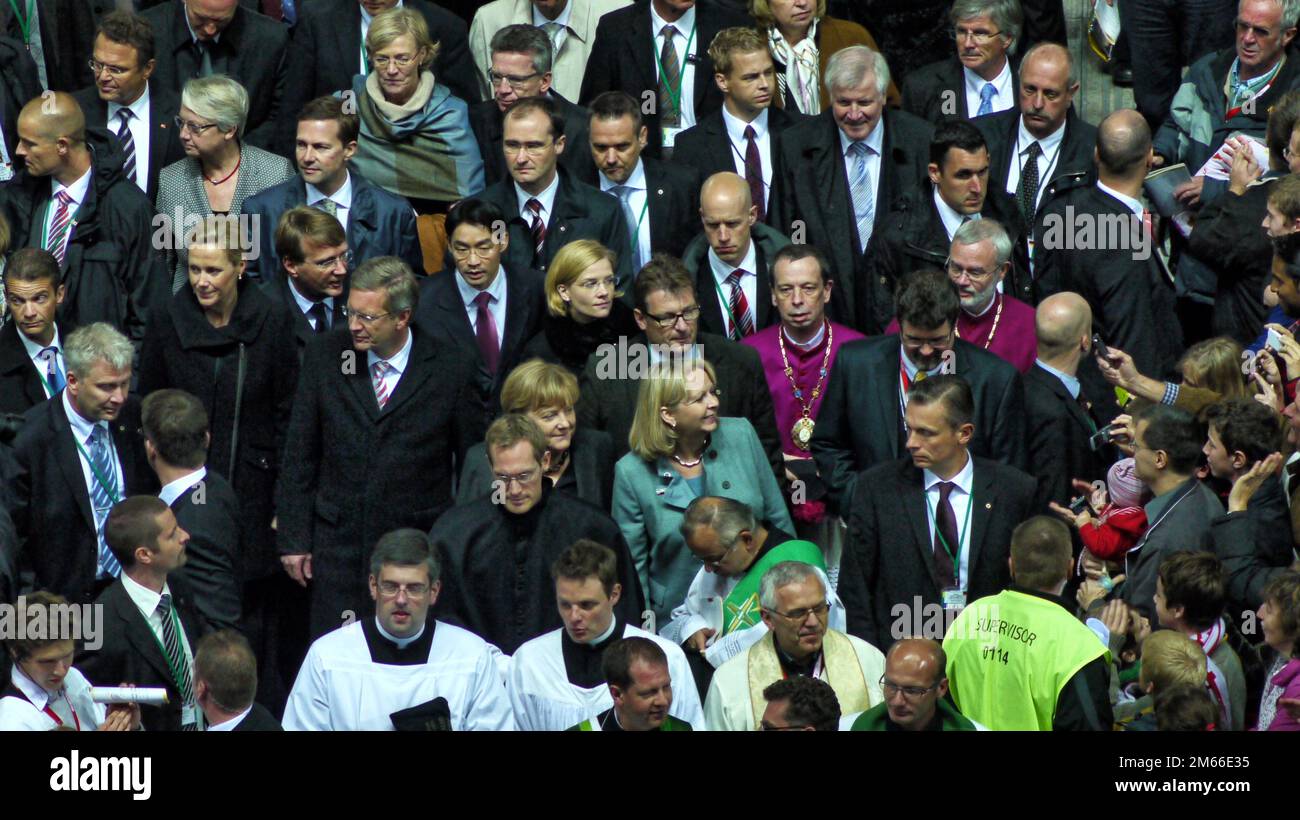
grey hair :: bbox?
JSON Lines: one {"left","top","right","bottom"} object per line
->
{"left": 680, "top": 496, "right": 757, "bottom": 551}
{"left": 64, "top": 322, "right": 134, "bottom": 378}
{"left": 351, "top": 256, "right": 419, "bottom": 314}
{"left": 490, "top": 23, "right": 553, "bottom": 75}
{"left": 1257, "top": 0, "right": 1300, "bottom": 29}
{"left": 759, "top": 561, "right": 829, "bottom": 610}
{"left": 823, "top": 45, "right": 890, "bottom": 98}
{"left": 949, "top": 0, "right": 1024, "bottom": 50}
{"left": 952, "top": 218, "right": 1013, "bottom": 268}
{"left": 1018, "top": 42, "right": 1077, "bottom": 88}
{"left": 181, "top": 75, "right": 250, "bottom": 140}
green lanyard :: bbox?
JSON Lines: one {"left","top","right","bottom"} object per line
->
{"left": 652, "top": 21, "right": 696, "bottom": 124}
{"left": 144, "top": 602, "right": 190, "bottom": 694}
{"left": 926, "top": 485, "right": 974, "bottom": 589}
{"left": 71, "top": 427, "right": 122, "bottom": 507}
{"left": 38, "top": 196, "right": 77, "bottom": 255}
{"left": 6, "top": 0, "right": 31, "bottom": 46}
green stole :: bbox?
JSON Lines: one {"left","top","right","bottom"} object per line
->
{"left": 568, "top": 713, "right": 694, "bottom": 732}
{"left": 849, "top": 698, "right": 978, "bottom": 731}
{"left": 746, "top": 630, "right": 871, "bottom": 728}
{"left": 722, "top": 539, "right": 825, "bottom": 635}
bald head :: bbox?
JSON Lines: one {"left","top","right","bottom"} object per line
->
{"left": 886, "top": 638, "right": 947, "bottom": 679}
{"left": 1036, "top": 292, "right": 1092, "bottom": 360}
{"left": 883, "top": 639, "right": 949, "bottom": 729}
{"left": 19, "top": 93, "right": 86, "bottom": 143}
{"left": 1097, "top": 108, "right": 1152, "bottom": 177}
{"left": 700, "top": 172, "right": 757, "bottom": 265}
{"left": 16, "top": 93, "right": 89, "bottom": 182}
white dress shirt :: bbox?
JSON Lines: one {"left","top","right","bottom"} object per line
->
{"left": 515, "top": 172, "right": 561, "bottom": 232}
{"left": 360, "top": 0, "right": 404, "bottom": 73}
{"left": 650, "top": 3, "right": 698, "bottom": 145}
{"left": 43, "top": 168, "right": 93, "bottom": 259}
{"left": 933, "top": 186, "right": 980, "bottom": 240}
{"left": 3, "top": 663, "right": 104, "bottom": 731}
{"left": 963, "top": 58, "right": 1014, "bottom": 118}
{"left": 922, "top": 452, "right": 975, "bottom": 591}
{"left": 159, "top": 466, "right": 208, "bottom": 508}
{"left": 721, "top": 105, "right": 772, "bottom": 192}
{"left": 839, "top": 119, "right": 884, "bottom": 214}
{"left": 367, "top": 326, "right": 415, "bottom": 399}
{"left": 62, "top": 389, "right": 126, "bottom": 515}
{"left": 306, "top": 170, "right": 353, "bottom": 231}
{"left": 120, "top": 573, "right": 197, "bottom": 725}
{"left": 206, "top": 704, "right": 253, "bottom": 732}
{"left": 1003, "top": 116, "right": 1067, "bottom": 211}
{"left": 18, "top": 324, "right": 64, "bottom": 398}
{"left": 533, "top": 0, "right": 574, "bottom": 57}
{"left": 107, "top": 85, "right": 152, "bottom": 194}
{"left": 1097, "top": 180, "right": 1144, "bottom": 217}
{"left": 599, "top": 158, "right": 650, "bottom": 267}
{"left": 455, "top": 266, "right": 509, "bottom": 348}
{"left": 707, "top": 241, "right": 758, "bottom": 338}
{"left": 288, "top": 281, "right": 335, "bottom": 331}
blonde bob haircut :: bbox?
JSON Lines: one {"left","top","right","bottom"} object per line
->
{"left": 185, "top": 214, "right": 246, "bottom": 268}
{"left": 544, "top": 239, "right": 621, "bottom": 317}
{"left": 500, "top": 358, "right": 580, "bottom": 414}
{"left": 366, "top": 7, "right": 441, "bottom": 71}
{"left": 749, "top": 0, "right": 826, "bottom": 30}
{"left": 628, "top": 358, "right": 718, "bottom": 462}
{"left": 181, "top": 75, "right": 249, "bottom": 140}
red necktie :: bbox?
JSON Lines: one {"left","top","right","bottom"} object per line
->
{"left": 934, "top": 482, "right": 959, "bottom": 589}
{"left": 725, "top": 269, "right": 755, "bottom": 339}
{"left": 475, "top": 291, "right": 500, "bottom": 374}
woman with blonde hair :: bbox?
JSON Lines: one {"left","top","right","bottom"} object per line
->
{"left": 1098, "top": 336, "right": 1250, "bottom": 418}
{"left": 612, "top": 358, "right": 792, "bottom": 623}
{"left": 457, "top": 358, "right": 615, "bottom": 508}
{"left": 522, "top": 239, "right": 639, "bottom": 375}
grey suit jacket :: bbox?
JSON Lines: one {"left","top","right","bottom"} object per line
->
{"left": 1120, "top": 477, "right": 1225, "bottom": 623}
{"left": 155, "top": 142, "right": 296, "bottom": 292}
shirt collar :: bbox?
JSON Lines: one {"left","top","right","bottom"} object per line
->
{"left": 932, "top": 185, "right": 974, "bottom": 240}
{"left": 360, "top": 0, "right": 402, "bottom": 26}
{"left": 1096, "top": 180, "right": 1144, "bottom": 217}
{"left": 53, "top": 167, "right": 93, "bottom": 208}
{"left": 586, "top": 615, "right": 618, "bottom": 646}
{"left": 839, "top": 117, "right": 884, "bottom": 158}
{"left": 120, "top": 572, "right": 172, "bottom": 623}
{"left": 1035, "top": 359, "right": 1080, "bottom": 399}
{"left": 515, "top": 171, "right": 561, "bottom": 220}
{"left": 11, "top": 662, "right": 52, "bottom": 710}
{"left": 107, "top": 84, "right": 151, "bottom": 122}
{"left": 305, "top": 171, "right": 353, "bottom": 212}
{"left": 367, "top": 326, "right": 415, "bottom": 374}
{"left": 206, "top": 704, "right": 253, "bottom": 732}
{"left": 600, "top": 158, "right": 646, "bottom": 193}
{"left": 18, "top": 323, "right": 61, "bottom": 360}
{"left": 159, "top": 466, "right": 208, "bottom": 508}
{"left": 288, "top": 279, "right": 334, "bottom": 316}
{"left": 722, "top": 104, "right": 769, "bottom": 139}
{"left": 61, "top": 388, "right": 105, "bottom": 444}
{"left": 923, "top": 451, "right": 974, "bottom": 494}
{"left": 374, "top": 615, "right": 425, "bottom": 649}
{"left": 1016, "top": 115, "right": 1067, "bottom": 157}
{"left": 650, "top": 3, "right": 695, "bottom": 38}
{"left": 707, "top": 241, "right": 758, "bottom": 287}
{"left": 962, "top": 58, "right": 1012, "bottom": 98}
{"left": 900, "top": 347, "right": 946, "bottom": 382}
{"left": 455, "top": 264, "right": 508, "bottom": 309}
{"left": 533, "top": 0, "right": 572, "bottom": 29}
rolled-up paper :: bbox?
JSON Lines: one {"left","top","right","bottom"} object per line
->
{"left": 89, "top": 687, "right": 170, "bottom": 705}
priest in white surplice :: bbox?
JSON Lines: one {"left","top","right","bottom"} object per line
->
{"left": 705, "top": 561, "right": 884, "bottom": 730}
{"left": 283, "top": 529, "right": 514, "bottom": 731}
{"left": 509, "top": 540, "right": 703, "bottom": 730}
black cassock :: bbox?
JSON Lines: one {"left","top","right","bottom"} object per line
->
{"left": 430, "top": 485, "right": 644, "bottom": 655}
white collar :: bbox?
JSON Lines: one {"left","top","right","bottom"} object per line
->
{"left": 305, "top": 171, "right": 353, "bottom": 212}
{"left": 366, "top": 326, "right": 415, "bottom": 374}
{"left": 839, "top": 118, "right": 884, "bottom": 158}
{"left": 783, "top": 321, "right": 827, "bottom": 350}
{"left": 583, "top": 615, "right": 618, "bottom": 646}
{"left": 52, "top": 166, "right": 93, "bottom": 207}
{"left": 455, "top": 263, "right": 508, "bottom": 309}
{"left": 159, "top": 466, "right": 208, "bottom": 508}
{"left": 206, "top": 704, "right": 253, "bottom": 732}
{"left": 932, "top": 186, "right": 975, "bottom": 239}
{"left": 107, "top": 84, "right": 151, "bottom": 122}
{"left": 533, "top": 0, "right": 573, "bottom": 29}
{"left": 650, "top": 3, "right": 696, "bottom": 38}
{"left": 11, "top": 662, "right": 53, "bottom": 710}
{"left": 923, "top": 451, "right": 974, "bottom": 494}
{"left": 515, "top": 171, "right": 561, "bottom": 219}
{"left": 707, "top": 240, "right": 758, "bottom": 286}
{"left": 61, "top": 388, "right": 105, "bottom": 445}
{"left": 121, "top": 572, "right": 172, "bottom": 623}
{"left": 375, "top": 615, "right": 426, "bottom": 649}
{"left": 722, "top": 104, "right": 769, "bottom": 138}
{"left": 1096, "top": 180, "right": 1144, "bottom": 217}
{"left": 962, "top": 58, "right": 1011, "bottom": 98}
{"left": 18, "top": 323, "right": 61, "bottom": 360}
{"left": 1016, "top": 116, "right": 1067, "bottom": 157}
{"left": 1035, "top": 359, "right": 1081, "bottom": 399}
{"left": 288, "top": 279, "right": 334, "bottom": 316}
{"left": 600, "top": 157, "right": 647, "bottom": 193}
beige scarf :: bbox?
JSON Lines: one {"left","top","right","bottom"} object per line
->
{"left": 366, "top": 70, "right": 436, "bottom": 120}
{"left": 746, "top": 629, "right": 871, "bottom": 726}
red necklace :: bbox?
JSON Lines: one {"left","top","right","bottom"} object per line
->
{"left": 203, "top": 152, "right": 241, "bottom": 185}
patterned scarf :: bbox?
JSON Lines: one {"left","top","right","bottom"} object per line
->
{"left": 1191, "top": 618, "right": 1234, "bottom": 729}
{"left": 769, "top": 19, "right": 820, "bottom": 115}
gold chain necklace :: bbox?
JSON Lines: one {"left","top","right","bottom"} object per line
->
{"left": 955, "top": 294, "right": 1003, "bottom": 350}
{"left": 778, "top": 321, "right": 833, "bottom": 451}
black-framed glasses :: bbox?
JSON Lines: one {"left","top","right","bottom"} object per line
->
{"left": 488, "top": 69, "right": 541, "bottom": 90}
{"left": 377, "top": 581, "right": 430, "bottom": 598}
{"left": 645, "top": 306, "right": 701, "bottom": 329}
{"left": 880, "top": 675, "right": 941, "bottom": 699}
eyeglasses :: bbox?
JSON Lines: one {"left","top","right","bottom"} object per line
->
{"left": 372, "top": 54, "right": 417, "bottom": 70}
{"left": 377, "top": 581, "right": 430, "bottom": 598}
{"left": 342, "top": 306, "right": 393, "bottom": 324}
{"left": 946, "top": 260, "right": 998, "bottom": 282}
{"left": 645, "top": 306, "right": 701, "bottom": 329}
{"left": 309, "top": 250, "right": 352, "bottom": 270}
{"left": 489, "top": 70, "right": 541, "bottom": 90}
{"left": 700, "top": 541, "right": 738, "bottom": 570}
{"left": 764, "top": 602, "right": 830, "bottom": 622}
{"left": 493, "top": 470, "right": 538, "bottom": 488}
{"left": 174, "top": 116, "right": 219, "bottom": 135}
{"left": 950, "top": 26, "right": 1004, "bottom": 44}
{"left": 87, "top": 59, "right": 132, "bottom": 77}
{"left": 503, "top": 139, "right": 554, "bottom": 157}
{"left": 880, "top": 675, "right": 941, "bottom": 699}
{"left": 901, "top": 330, "right": 954, "bottom": 348}
{"left": 451, "top": 242, "right": 498, "bottom": 259}
{"left": 574, "top": 275, "right": 616, "bottom": 291}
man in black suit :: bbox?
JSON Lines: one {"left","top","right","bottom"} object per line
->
{"left": 811, "top": 267, "right": 1028, "bottom": 513}
{"left": 72, "top": 12, "right": 186, "bottom": 202}
{"left": 682, "top": 172, "right": 789, "bottom": 340}
{"left": 12, "top": 323, "right": 156, "bottom": 604}
{"left": 838, "top": 374, "right": 1038, "bottom": 650}
{"left": 974, "top": 42, "right": 1098, "bottom": 300}
{"left": 469, "top": 23, "right": 595, "bottom": 188}
{"left": 244, "top": 96, "right": 423, "bottom": 281}
{"left": 672, "top": 26, "right": 802, "bottom": 227}
{"left": 588, "top": 90, "right": 700, "bottom": 271}
{"left": 772, "top": 45, "right": 934, "bottom": 333}
{"left": 0, "top": 34, "right": 39, "bottom": 186}
{"left": 579, "top": 0, "right": 748, "bottom": 158}
{"left": 140, "top": 0, "right": 288, "bottom": 149}
{"left": 414, "top": 197, "right": 545, "bottom": 430}
{"left": 0, "top": 249, "right": 68, "bottom": 416}
{"left": 142, "top": 389, "right": 241, "bottom": 635}
{"left": 901, "top": 0, "right": 1022, "bottom": 125}
{"left": 77, "top": 494, "right": 204, "bottom": 731}
{"left": 264, "top": 205, "right": 350, "bottom": 360}
{"left": 280, "top": 0, "right": 478, "bottom": 151}
{"left": 195, "top": 630, "right": 283, "bottom": 731}
{"left": 864, "top": 119, "right": 994, "bottom": 331}
{"left": 1025, "top": 292, "right": 1113, "bottom": 509}
{"left": 1033, "top": 108, "right": 1183, "bottom": 378}
{"left": 478, "top": 96, "right": 634, "bottom": 286}
{"left": 576, "top": 254, "right": 783, "bottom": 478}
{"left": 277, "top": 257, "right": 483, "bottom": 639}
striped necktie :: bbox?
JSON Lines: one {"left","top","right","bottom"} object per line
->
{"left": 658, "top": 25, "right": 681, "bottom": 128}
{"left": 848, "top": 141, "right": 875, "bottom": 253}
{"left": 526, "top": 198, "right": 546, "bottom": 267}
{"left": 88, "top": 425, "right": 122, "bottom": 579}
{"left": 115, "top": 108, "right": 136, "bottom": 185}
{"left": 45, "top": 191, "right": 74, "bottom": 265}
{"left": 371, "top": 360, "right": 393, "bottom": 409}
{"left": 156, "top": 593, "right": 198, "bottom": 730}
{"left": 725, "top": 269, "right": 755, "bottom": 339}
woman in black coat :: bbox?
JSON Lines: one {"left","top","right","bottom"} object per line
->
{"left": 137, "top": 216, "right": 299, "bottom": 584}
{"left": 522, "top": 239, "right": 639, "bottom": 376}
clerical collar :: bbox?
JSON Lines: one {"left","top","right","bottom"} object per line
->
{"left": 561, "top": 616, "right": 627, "bottom": 688}
{"left": 375, "top": 616, "right": 425, "bottom": 649}
{"left": 360, "top": 616, "right": 435, "bottom": 665}
{"left": 966, "top": 290, "right": 999, "bottom": 318}
{"left": 783, "top": 322, "right": 826, "bottom": 351}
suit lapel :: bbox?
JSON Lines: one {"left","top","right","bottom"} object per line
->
{"left": 902, "top": 466, "right": 943, "bottom": 590}
{"left": 379, "top": 329, "right": 435, "bottom": 416}
{"left": 1037, "top": 366, "right": 1095, "bottom": 434}
{"left": 645, "top": 165, "right": 671, "bottom": 252}
{"left": 0, "top": 323, "right": 46, "bottom": 407}
{"left": 754, "top": 241, "right": 773, "bottom": 328}
{"left": 630, "top": 8, "right": 657, "bottom": 101}
{"left": 52, "top": 400, "right": 97, "bottom": 532}
{"left": 967, "top": 462, "right": 995, "bottom": 583}
{"left": 705, "top": 113, "right": 733, "bottom": 174}
{"left": 345, "top": 346, "right": 383, "bottom": 422}
{"left": 877, "top": 344, "right": 903, "bottom": 459}
{"left": 347, "top": 176, "right": 378, "bottom": 252}
{"left": 500, "top": 272, "right": 531, "bottom": 369}
{"left": 114, "top": 585, "right": 177, "bottom": 688}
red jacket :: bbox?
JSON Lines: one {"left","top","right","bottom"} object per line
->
{"left": 1079, "top": 505, "right": 1148, "bottom": 562}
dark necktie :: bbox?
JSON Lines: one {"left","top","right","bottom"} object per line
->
{"left": 115, "top": 109, "right": 136, "bottom": 185}
{"left": 934, "top": 481, "right": 959, "bottom": 589}
{"left": 658, "top": 25, "right": 681, "bottom": 128}
{"left": 307, "top": 302, "right": 330, "bottom": 334}
{"left": 526, "top": 198, "right": 546, "bottom": 268}
{"left": 475, "top": 291, "right": 500, "bottom": 374}
{"left": 156, "top": 593, "right": 197, "bottom": 729}
{"left": 743, "top": 125, "right": 765, "bottom": 222}
{"left": 1017, "top": 141, "right": 1042, "bottom": 228}
{"left": 196, "top": 40, "right": 213, "bottom": 77}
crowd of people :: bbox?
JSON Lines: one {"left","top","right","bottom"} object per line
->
{"left": 0, "top": 0, "right": 1298, "bottom": 732}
